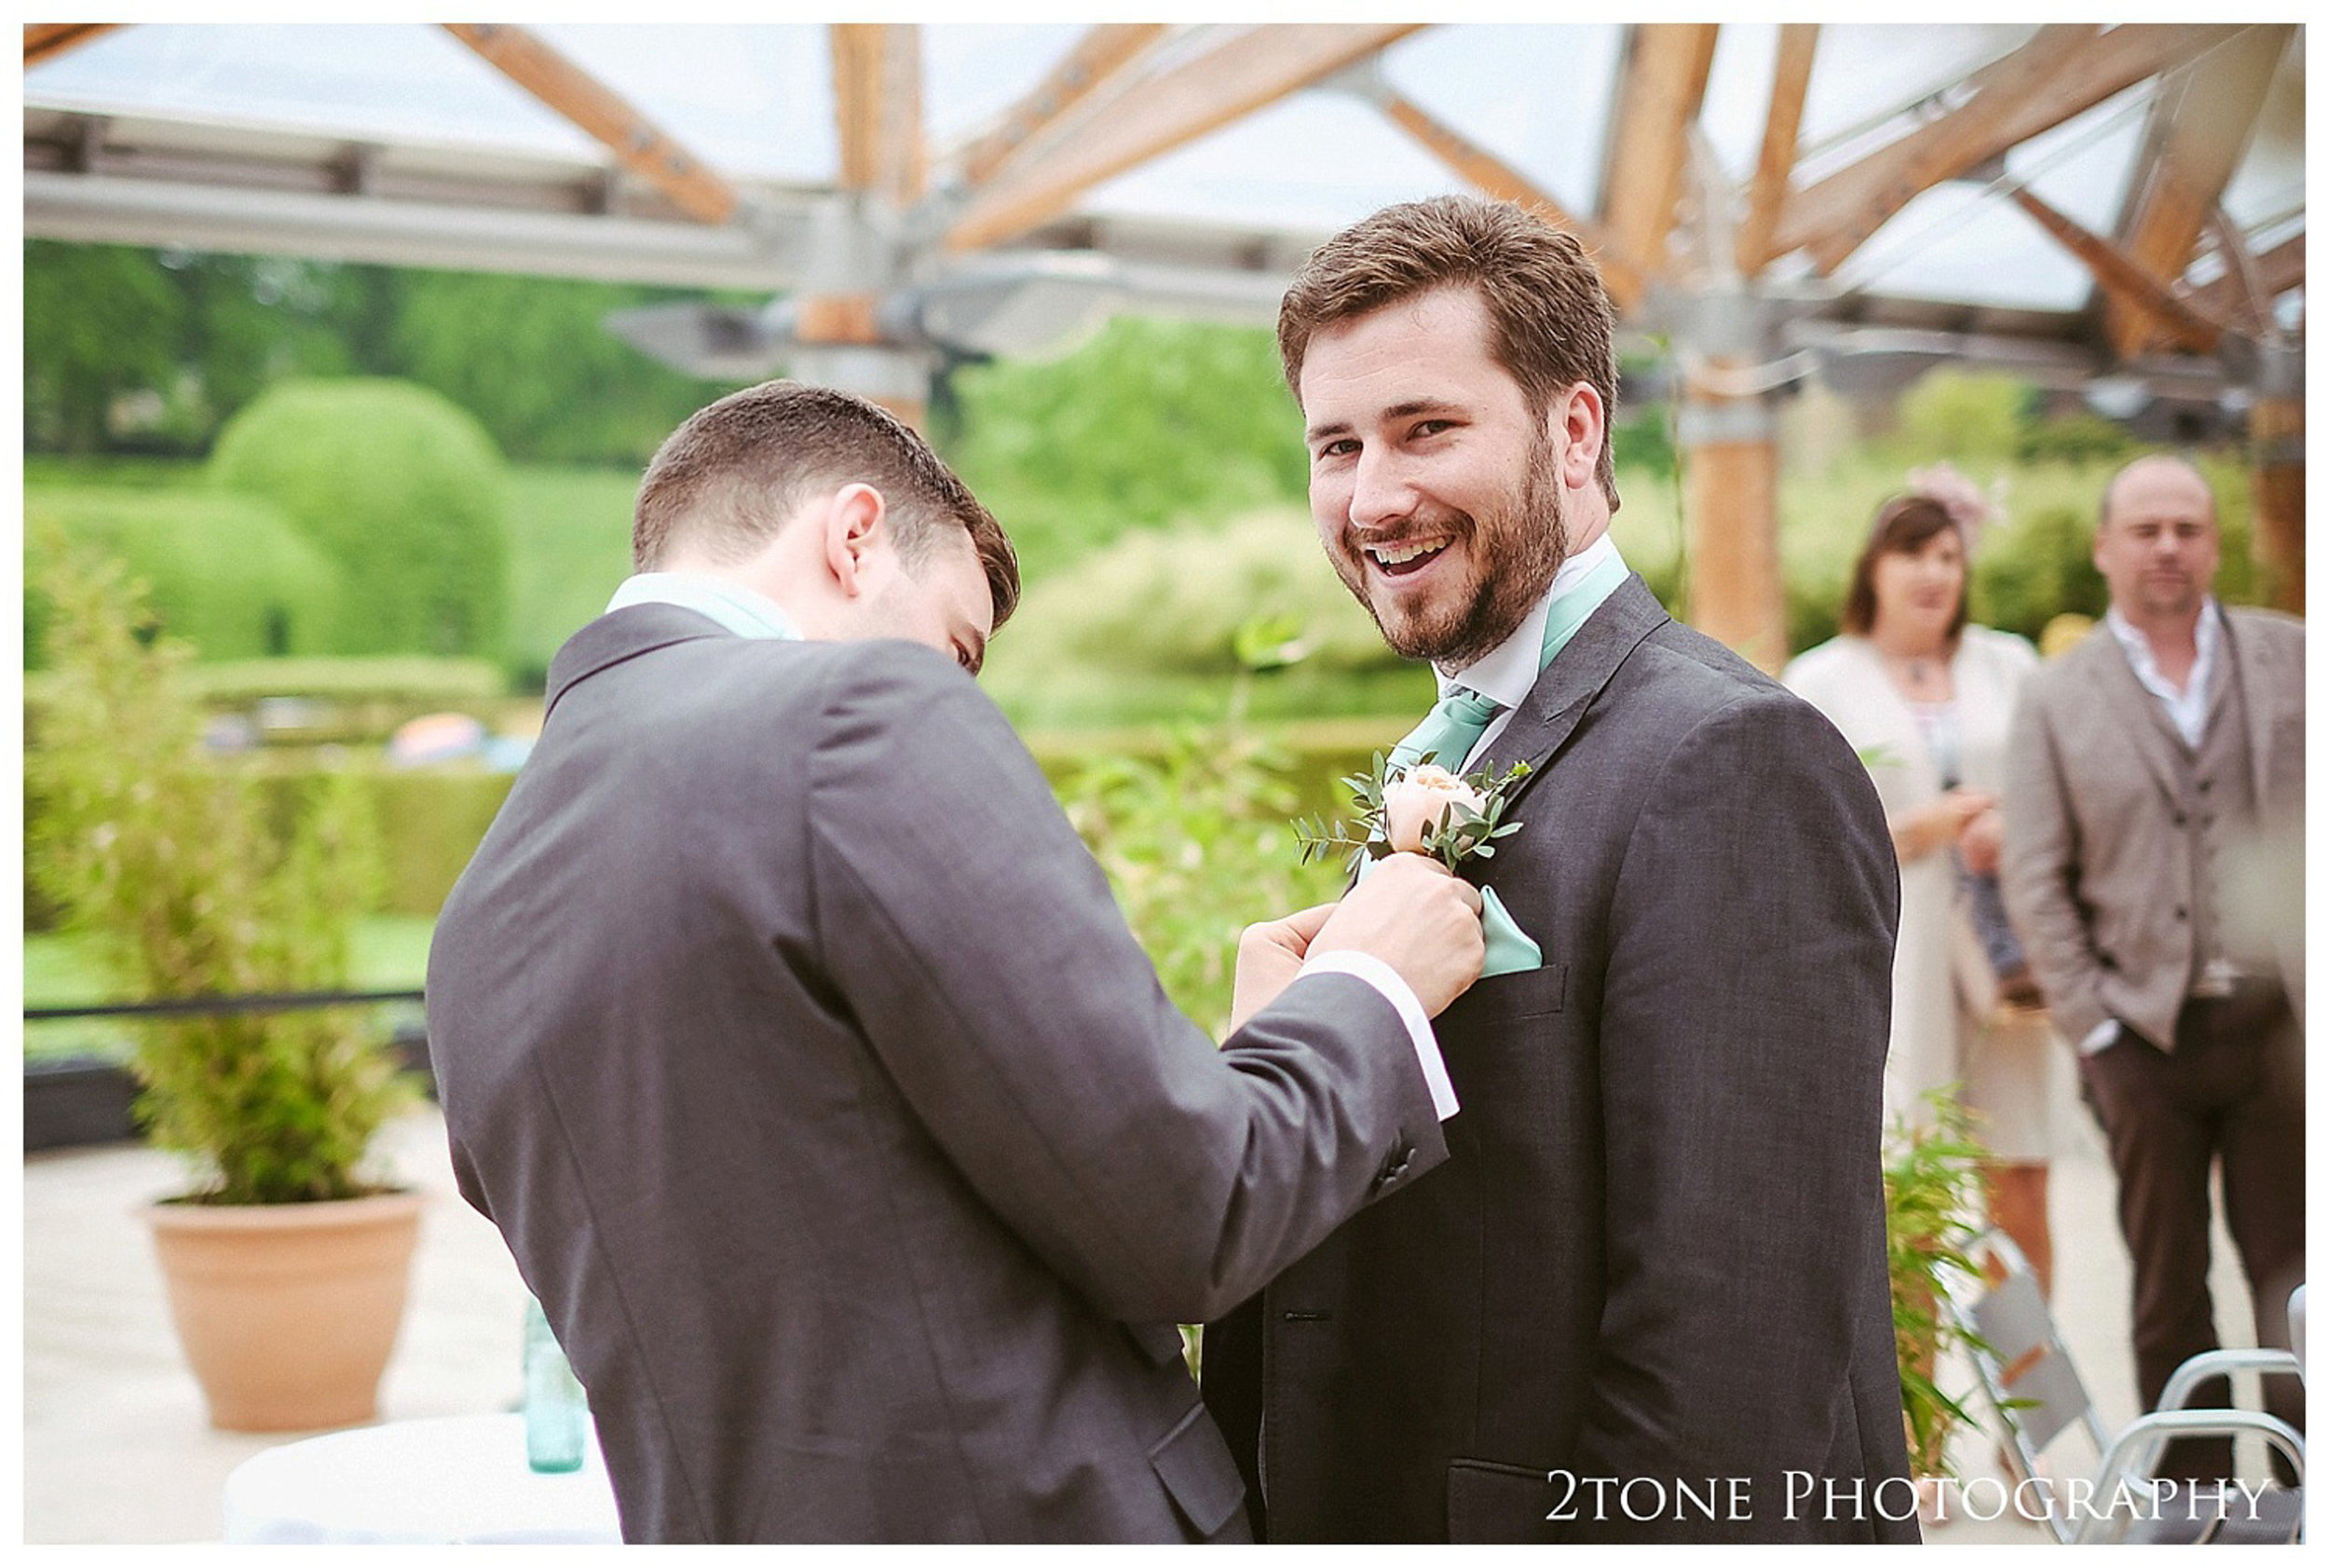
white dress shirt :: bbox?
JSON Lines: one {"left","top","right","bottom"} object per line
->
{"left": 2104, "top": 599, "right": 2221, "bottom": 748}
{"left": 1437, "top": 533, "right": 1627, "bottom": 768}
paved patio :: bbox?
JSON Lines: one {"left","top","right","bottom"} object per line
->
{"left": 20, "top": 1091, "right": 2283, "bottom": 1544}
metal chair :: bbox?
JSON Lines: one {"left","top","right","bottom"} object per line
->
{"left": 1940, "top": 1229, "right": 2304, "bottom": 1544}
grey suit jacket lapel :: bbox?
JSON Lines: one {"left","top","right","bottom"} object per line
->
{"left": 1477, "top": 574, "right": 1668, "bottom": 811}
{"left": 546, "top": 604, "right": 732, "bottom": 719}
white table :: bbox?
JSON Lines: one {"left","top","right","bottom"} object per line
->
{"left": 223, "top": 1413, "right": 621, "bottom": 1544}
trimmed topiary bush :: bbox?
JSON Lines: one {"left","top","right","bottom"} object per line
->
{"left": 23, "top": 486, "right": 347, "bottom": 669}
{"left": 210, "top": 378, "right": 511, "bottom": 659}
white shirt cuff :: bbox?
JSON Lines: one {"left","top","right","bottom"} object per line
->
{"left": 2078, "top": 1018, "right": 2120, "bottom": 1056}
{"left": 1294, "top": 950, "right": 1460, "bottom": 1121}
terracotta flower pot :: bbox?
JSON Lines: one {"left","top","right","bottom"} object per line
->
{"left": 144, "top": 1189, "right": 425, "bottom": 1432}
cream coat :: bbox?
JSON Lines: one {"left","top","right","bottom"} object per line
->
{"left": 1786, "top": 626, "right": 2039, "bottom": 1130}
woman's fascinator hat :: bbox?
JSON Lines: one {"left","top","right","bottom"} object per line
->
{"left": 1902, "top": 461, "right": 2005, "bottom": 556}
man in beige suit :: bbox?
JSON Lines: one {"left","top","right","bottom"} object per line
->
{"left": 2002, "top": 454, "right": 2304, "bottom": 1482}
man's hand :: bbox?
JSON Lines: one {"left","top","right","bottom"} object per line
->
{"left": 1230, "top": 902, "right": 1337, "bottom": 1033}
{"left": 1310, "top": 853, "right": 1486, "bottom": 1016}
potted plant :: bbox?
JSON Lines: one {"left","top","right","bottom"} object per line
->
{"left": 27, "top": 536, "right": 424, "bottom": 1431}
{"left": 1883, "top": 1086, "right": 1994, "bottom": 1514}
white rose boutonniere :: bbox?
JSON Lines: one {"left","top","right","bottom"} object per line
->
{"left": 1295, "top": 750, "right": 1530, "bottom": 875}
{"left": 1382, "top": 764, "right": 1486, "bottom": 854}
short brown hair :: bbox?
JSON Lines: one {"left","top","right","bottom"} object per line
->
{"left": 1277, "top": 195, "right": 1621, "bottom": 511}
{"left": 633, "top": 380, "right": 1019, "bottom": 628}
{"left": 1841, "top": 495, "right": 1968, "bottom": 639}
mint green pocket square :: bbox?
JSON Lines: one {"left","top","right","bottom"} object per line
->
{"left": 1479, "top": 886, "right": 1542, "bottom": 977}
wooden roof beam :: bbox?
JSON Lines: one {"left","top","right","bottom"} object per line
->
{"left": 1595, "top": 23, "right": 1720, "bottom": 297}
{"left": 831, "top": 23, "right": 925, "bottom": 208}
{"left": 443, "top": 22, "right": 737, "bottom": 225}
{"left": 24, "top": 22, "right": 120, "bottom": 67}
{"left": 2189, "top": 228, "right": 2302, "bottom": 326}
{"left": 1735, "top": 24, "right": 1818, "bottom": 276}
{"left": 2009, "top": 185, "right": 2225, "bottom": 355}
{"left": 952, "top": 24, "right": 1167, "bottom": 190}
{"left": 943, "top": 23, "right": 1425, "bottom": 254}
{"left": 1325, "top": 68, "right": 1643, "bottom": 309}
{"left": 1777, "top": 24, "right": 2245, "bottom": 275}
{"left": 2106, "top": 24, "right": 2292, "bottom": 358}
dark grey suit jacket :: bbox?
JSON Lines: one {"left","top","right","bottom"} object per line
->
{"left": 1205, "top": 578, "right": 1914, "bottom": 1542}
{"left": 427, "top": 605, "right": 1448, "bottom": 1543}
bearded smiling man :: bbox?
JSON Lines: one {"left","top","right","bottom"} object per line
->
{"left": 1201, "top": 195, "right": 1918, "bottom": 1543}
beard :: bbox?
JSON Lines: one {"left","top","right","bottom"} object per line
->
{"left": 1330, "top": 433, "right": 1569, "bottom": 670}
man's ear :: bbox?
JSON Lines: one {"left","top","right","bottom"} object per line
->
{"left": 820, "top": 483, "right": 889, "bottom": 599}
{"left": 1548, "top": 382, "right": 1604, "bottom": 492}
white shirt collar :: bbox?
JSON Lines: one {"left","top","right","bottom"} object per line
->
{"left": 606, "top": 572, "right": 799, "bottom": 641}
{"left": 2104, "top": 598, "right": 2219, "bottom": 746}
{"left": 1436, "top": 533, "right": 1624, "bottom": 707}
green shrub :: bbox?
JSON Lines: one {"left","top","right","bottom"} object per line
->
{"left": 986, "top": 507, "right": 1404, "bottom": 681}
{"left": 1968, "top": 500, "right": 2108, "bottom": 643}
{"left": 356, "top": 766, "right": 516, "bottom": 917}
{"left": 1056, "top": 716, "right": 1346, "bottom": 1038}
{"left": 1888, "top": 369, "right": 2031, "bottom": 467}
{"left": 23, "top": 486, "right": 347, "bottom": 668}
{"left": 25, "top": 530, "right": 418, "bottom": 1203}
{"left": 210, "top": 377, "right": 511, "bottom": 659}
{"left": 242, "top": 755, "right": 514, "bottom": 919}
{"left": 1886, "top": 1088, "right": 1994, "bottom": 1479}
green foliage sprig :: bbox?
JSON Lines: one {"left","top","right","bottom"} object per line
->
{"left": 1884, "top": 1086, "right": 1995, "bottom": 1479}
{"left": 1294, "top": 752, "right": 1531, "bottom": 876}
{"left": 1056, "top": 618, "right": 1347, "bottom": 1037}
{"left": 25, "top": 530, "right": 419, "bottom": 1204}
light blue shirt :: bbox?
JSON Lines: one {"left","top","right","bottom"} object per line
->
{"left": 606, "top": 572, "right": 799, "bottom": 640}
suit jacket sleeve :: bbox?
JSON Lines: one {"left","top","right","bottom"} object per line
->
{"left": 799, "top": 644, "right": 1449, "bottom": 1326}
{"left": 1999, "top": 673, "right": 2111, "bottom": 1046}
{"left": 1578, "top": 690, "right": 1899, "bottom": 1490}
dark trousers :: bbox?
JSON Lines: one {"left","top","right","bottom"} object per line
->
{"left": 2079, "top": 988, "right": 2305, "bottom": 1482}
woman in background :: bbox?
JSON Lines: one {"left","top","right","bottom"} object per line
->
{"left": 1785, "top": 466, "right": 2057, "bottom": 1295}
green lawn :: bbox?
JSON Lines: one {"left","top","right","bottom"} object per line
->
{"left": 22, "top": 914, "right": 439, "bottom": 1061}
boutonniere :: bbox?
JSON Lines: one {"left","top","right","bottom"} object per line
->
{"left": 1295, "top": 751, "right": 1531, "bottom": 876}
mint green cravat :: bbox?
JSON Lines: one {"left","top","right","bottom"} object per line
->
{"left": 1389, "top": 685, "right": 1505, "bottom": 772}
{"left": 1379, "top": 548, "right": 1632, "bottom": 978}
{"left": 1538, "top": 547, "right": 1628, "bottom": 668}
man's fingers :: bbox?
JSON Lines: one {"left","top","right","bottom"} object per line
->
{"left": 1279, "top": 902, "right": 1340, "bottom": 942}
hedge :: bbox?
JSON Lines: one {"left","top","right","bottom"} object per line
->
{"left": 21, "top": 724, "right": 1401, "bottom": 934}
{"left": 210, "top": 378, "right": 511, "bottom": 659}
{"left": 23, "top": 487, "right": 347, "bottom": 668}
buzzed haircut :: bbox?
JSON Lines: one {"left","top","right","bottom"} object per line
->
{"left": 633, "top": 379, "right": 1019, "bottom": 628}
{"left": 2099, "top": 452, "right": 2216, "bottom": 531}
{"left": 1277, "top": 194, "right": 1623, "bottom": 511}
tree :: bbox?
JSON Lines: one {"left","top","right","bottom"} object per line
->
{"left": 22, "top": 240, "right": 183, "bottom": 453}
{"left": 942, "top": 317, "right": 1309, "bottom": 579}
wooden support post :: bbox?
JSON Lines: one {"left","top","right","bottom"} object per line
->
{"left": 789, "top": 294, "right": 930, "bottom": 432}
{"left": 2249, "top": 385, "right": 2302, "bottom": 615}
{"left": 1681, "top": 368, "right": 1785, "bottom": 671}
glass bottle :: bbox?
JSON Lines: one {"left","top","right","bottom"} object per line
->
{"left": 522, "top": 1293, "right": 589, "bottom": 1474}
